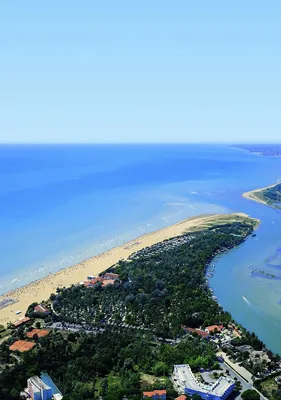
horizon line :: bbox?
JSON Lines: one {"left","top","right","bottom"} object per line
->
{"left": 0, "top": 141, "right": 280, "bottom": 145}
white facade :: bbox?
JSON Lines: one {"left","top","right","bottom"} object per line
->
{"left": 173, "top": 364, "right": 235, "bottom": 400}
{"left": 27, "top": 376, "right": 52, "bottom": 400}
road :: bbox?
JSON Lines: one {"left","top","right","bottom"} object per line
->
{"left": 217, "top": 354, "right": 268, "bottom": 400}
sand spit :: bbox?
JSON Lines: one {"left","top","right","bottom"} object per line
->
{"left": 0, "top": 213, "right": 257, "bottom": 325}
{"left": 242, "top": 183, "right": 278, "bottom": 206}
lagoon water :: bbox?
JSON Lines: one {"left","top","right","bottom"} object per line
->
{"left": 1, "top": 144, "right": 281, "bottom": 352}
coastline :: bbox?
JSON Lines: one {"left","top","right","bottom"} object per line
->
{"left": 242, "top": 182, "right": 278, "bottom": 206}
{"left": 0, "top": 212, "right": 257, "bottom": 325}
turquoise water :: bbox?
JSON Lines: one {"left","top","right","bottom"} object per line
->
{"left": 2, "top": 144, "right": 281, "bottom": 351}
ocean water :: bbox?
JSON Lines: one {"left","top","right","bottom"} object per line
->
{"left": 2, "top": 144, "right": 281, "bottom": 352}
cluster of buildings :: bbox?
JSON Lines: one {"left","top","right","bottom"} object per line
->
{"left": 22, "top": 373, "right": 63, "bottom": 400}
{"left": 172, "top": 364, "right": 235, "bottom": 400}
{"left": 182, "top": 323, "right": 242, "bottom": 346}
{"left": 81, "top": 272, "right": 120, "bottom": 288}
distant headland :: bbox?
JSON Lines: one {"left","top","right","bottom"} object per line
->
{"left": 243, "top": 182, "right": 281, "bottom": 208}
{"left": 233, "top": 144, "right": 281, "bottom": 157}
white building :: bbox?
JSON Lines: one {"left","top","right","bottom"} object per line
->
{"left": 27, "top": 376, "right": 52, "bottom": 400}
{"left": 173, "top": 364, "right": 235, "bottom": 400}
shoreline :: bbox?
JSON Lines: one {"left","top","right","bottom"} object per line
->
{"left": 0, "top": 212, "right": 257, "bottom": 325}
{"left": 242, "top": 182, "right": 278, "bottom": 206}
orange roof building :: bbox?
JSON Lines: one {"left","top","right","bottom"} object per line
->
{"left": 102, "top": 279, "right": 115, "bottom": 287}
{"left": 143, "top": 390, "right": 166, "bottom": 399}
{"left": 26, "top": 329, "right": 49, "bottom": 339}
{"left": 13, "top": 317, "right": 31, "bottom": 327}
{"left": 83, "top": 277, "right": 103, "bottom": 287}
{"left": 206, "top": 325, "right": 224, "bottom": 333}
{"left": 182, "top": 326, "right": 209, "bottom": 339}
{"left": 175, "top": 396, "right": 187, "bottom": 400}
{"left": 34, "top": 304, "right": 50, "bottom": 314}
{"left": 9, "top": 340, "right": 36, "bottom": 352}
{"left": 103, "top": 272, "right": 119, "bottom": 280}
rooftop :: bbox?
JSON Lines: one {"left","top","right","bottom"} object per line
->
{"left": 102, "top": 279, "right": 115, "bottom": 287}
{"left": 34, "top": 304, "right": 50, "bottom": 314}
{"left": 182, "top": 326, "right": 209, "bottom": 339}
{"left": 103, "top": 272, "right": 119, "bottom": 279}
{"left": 28, "top": 375, "right": 50, "bottom": 391}
{"left": 13, "top": 316, "right": 31, "bottom": 327}
{"left": 174, "top": 364, "right": 234, "bottom": 397}
{"left": 206, "top": 324, "right": 224, "bottom": 333}
{"left": 143, "top": 390, "right": 167, "bottom": 397}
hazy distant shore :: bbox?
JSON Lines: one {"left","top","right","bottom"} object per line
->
{"left": 0, "top": 213, "right": 257, "bottom": 325}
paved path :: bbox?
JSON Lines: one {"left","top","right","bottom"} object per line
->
{"left": 217, "top": 351, "right": 268, "bottom": 400}
{"left": 217, "top": 351, "right": 253, "bottom": 384}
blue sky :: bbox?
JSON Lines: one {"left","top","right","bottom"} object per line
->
{"left": 1, "top": 1, "right": 280, "bottom": 143}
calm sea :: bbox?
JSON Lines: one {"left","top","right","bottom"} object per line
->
{"left": 1, "top": 144, "right": 281, "bottom": 352}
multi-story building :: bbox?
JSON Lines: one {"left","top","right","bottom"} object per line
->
{"left": 27, "top": 376, "right": 52, "bottom": 400}
{"left": 173, "top": 364, "right": 235, "bottom": 400}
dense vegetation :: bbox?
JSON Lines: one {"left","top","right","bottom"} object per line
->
{"left": 0, "top": 219, "right": 256, "bottom": 400}
{"left": 262, "top": 184, "right": 281, "bottom": 204}
{"left": 54, "top": 221, "right": 255, "bottom": 337}
{"left": 241, "top": 389, "right": 260, "bottom": 400}
{"left": 0, "top": 328, "right": 219, "bottom": 400}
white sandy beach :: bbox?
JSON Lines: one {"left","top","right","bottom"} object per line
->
{"left": 0, "top": 213, "right": 256, "bottom": 326}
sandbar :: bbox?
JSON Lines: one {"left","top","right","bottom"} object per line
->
{"left": 242, "top": 183, "right": 278, "bottom": 206}
{"left": 0, "top": 213, "right": 257, "bottom": 325}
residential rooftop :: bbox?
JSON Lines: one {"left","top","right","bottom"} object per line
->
{"left": 182, "top": 325, "right": 209, "bottom": 339}
{"left": 34, "top": 304, "right": 50, "bottom": 314}
{"left": 205, "top": 324, "right": 224, "bottom": 333}
{"left": 143, "top": 389, "right": 167, "bottom": 397}
{"left": 13, "top": 316, "right": 31, "bottom": 327}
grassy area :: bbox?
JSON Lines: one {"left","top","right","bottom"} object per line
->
{"left": 31, "top": 318, "right": 46, "bottom": 328}
{"left": 260, "top": 377, "right": 279, "bottom": 398}
{"left": 185, "top": 214, "right": 259, "bottom": 233}
{"left": 140, "top": 373, "right": 168, "bottom": 385}
{"left": 140, "top": 373, "right": 171, "bottom": 390}
{"left": 0, "top": 328, "right": 12, "bottom": 339}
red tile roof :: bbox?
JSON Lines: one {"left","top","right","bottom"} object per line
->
{"left": 143, "top": 390, "right": 166, "bottom": 397}
{"left": 13, "top": 317, "right": 31, "bottom": 327}
{"left": 84, "top": 277, "right": 103, "bottom": 287}
{"left": 206, "top": 324, "right": 224, "bottom": 333}
{"left": 9, "top": 340, "right": 35, "bottom": 352}
{"left": 34, "top": 304, "right": 50, "bottom": 314}
{"left": 103, "top": 272, "right": 119, "bottom": 280}
{"left": 182, "top": 326, "right": 209, "bottom": 339}
{"left": 102, "top": 279, "right": 115, "bottom": 287}
{"left": 175, "top": 396, "right": 187, "bottom": 400}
